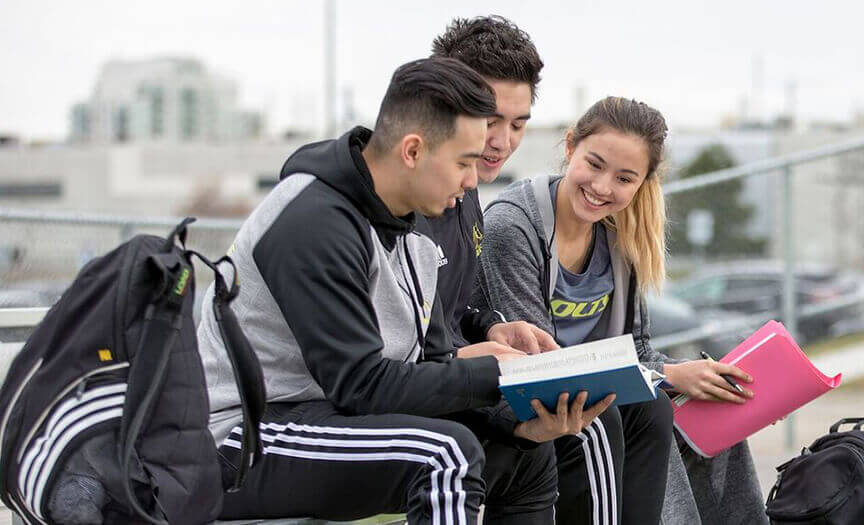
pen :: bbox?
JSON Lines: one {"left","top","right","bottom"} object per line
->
{"left": 699, "top": 351, "right": 745, "bottom": 394}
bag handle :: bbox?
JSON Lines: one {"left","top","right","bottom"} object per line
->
{"left": 188, "top": 250, "right": 266, "bottom": 491}
{"left": 161, "top": 217, "right": 196, "bottom": 252}
{"left": 830, "top": 418, "right": 864, "bottom": 433}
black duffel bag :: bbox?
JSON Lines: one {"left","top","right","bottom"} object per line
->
{"left": 766, "top": 417, "right": 864, "bottom": 524}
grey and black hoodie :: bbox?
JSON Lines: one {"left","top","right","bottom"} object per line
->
{"left": 472, "top": 174, "right": 681, "bottom": 373}
{"left": 199, "top": 127, "right": 502, "bottom": 444}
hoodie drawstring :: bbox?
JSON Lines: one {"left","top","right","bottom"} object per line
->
{"left": 401, "top": 236, "right": 426, "bottom": 361}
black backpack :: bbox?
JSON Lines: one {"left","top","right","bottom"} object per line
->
{"left": 0, "top": 218, "right": 266, "bottom": 524}
{"left": 766, "top": 417, "right": 864, "bottom": 525}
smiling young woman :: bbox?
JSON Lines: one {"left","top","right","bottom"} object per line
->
{"left": 473, "top": 96, "right": 768, "bottom": 524}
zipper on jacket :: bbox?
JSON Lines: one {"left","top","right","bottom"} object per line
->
{"left": 399, "top": 238, "right": 426, "bottom": 361}
{"left": 15, "top": 362, "right": 130, "bottom": 464}
{"left": 456, "top": 198, "right": 469, "bottom": 251}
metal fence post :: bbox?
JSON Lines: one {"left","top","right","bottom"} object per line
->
{"left": 782, "top": 165, "right": 798, "bottom": 450}
{"left": 120, "top": 223, "right": 135, "bottom": 242}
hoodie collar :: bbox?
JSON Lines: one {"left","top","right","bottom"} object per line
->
{"left": 280, "top": 126, "right": 415, "bottom": 250}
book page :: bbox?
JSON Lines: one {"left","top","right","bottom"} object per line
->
{"left": 499, "top": 334, "right": 638, "bottom": 386}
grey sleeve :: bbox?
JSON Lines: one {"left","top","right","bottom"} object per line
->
{"left": 472, "top": 202, "right": 555, "bottom": 336}
{"left": 255, "top": 192, "right": 501, "bottom": 417}
{"left": 633, "top": 293, "right": 686, "bottom": 372}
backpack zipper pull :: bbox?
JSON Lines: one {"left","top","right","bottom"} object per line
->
{"left": 76, "top": 378, "right": 88, "bottom": 400}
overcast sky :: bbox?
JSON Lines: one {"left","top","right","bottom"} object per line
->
{"left": 2, "top": 0, "right": 863, "bottom": 140}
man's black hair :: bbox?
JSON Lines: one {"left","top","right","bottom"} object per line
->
{"left": 369, "top": 57, "right": 497, "bottom": 153}
{"left": 431, "top": 15, "right": 543, "bottom": 102}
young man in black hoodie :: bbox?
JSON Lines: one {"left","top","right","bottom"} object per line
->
{"left": 199, "top": 57, "right": 612, "bottom": 524}
{"left": 428, "top": 16, "right": 557, "bottom": 356}
{"left": 428, "top": 17, "right": 675, "bottom": 525}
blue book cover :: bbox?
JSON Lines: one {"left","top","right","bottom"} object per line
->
{"left": 498, "top": 335, "right": 665, "bottom": 421}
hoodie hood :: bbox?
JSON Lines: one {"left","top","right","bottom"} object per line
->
{"left": 487, "top": 174, "right": 637, "bottom": 347}
{"left": 280, "top": 126, "right": 414, "bottom": 248}
{"left": 488, "top": 175, "right": 561, "bottom": 257}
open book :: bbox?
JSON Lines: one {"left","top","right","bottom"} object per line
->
{"left": 499, "top": 334, "right": 666, "bottom": 421}
{"left": 673, "top": 320, "right": 842, "bottom": 457}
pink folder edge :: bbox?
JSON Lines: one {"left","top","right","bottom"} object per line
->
{"left": 672, "top": 320, "right": 843, "bottom": 458}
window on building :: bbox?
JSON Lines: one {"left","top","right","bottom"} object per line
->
{"left": 181, "top": 88, "right": 199, "bottom": 140}
{"left": 256, "top": 174, "right": 279, "bottom": 192}
{"left": 0, "top": 182, "right": 62, "bottom": 199}
{"left": 114, "top": 106, "right": 129, "bottom": 142}
{"left": 151, "top": 88, "right": 164, "bottom": 137}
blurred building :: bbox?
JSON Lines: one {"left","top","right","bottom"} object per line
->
{"left": 68, "top": 58, "right": 264, "bottom": 144}
{"left": 1, "top": 125, "right": 863, "bottom": 277}
{"left": 773, "top": 130, "right": 864, "bottom": 268}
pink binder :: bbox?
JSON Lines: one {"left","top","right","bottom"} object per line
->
{"left": 672, "top": 320, "right": 842, "bottom": 457}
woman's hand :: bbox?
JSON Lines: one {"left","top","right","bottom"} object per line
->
{"left": 664, "top": 360, "right": 754, "bottom": 403}
{"left": 513, "top": 391, "right": 616, "bottom": 443}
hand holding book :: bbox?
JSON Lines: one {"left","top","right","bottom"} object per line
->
{"left": 513, "top": 391, "right": 617, "bottom": 443}
{"left": 498, "top": 334, "right": 665, "bottom": 421}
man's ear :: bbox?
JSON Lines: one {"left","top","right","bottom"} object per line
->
{"left": 400, "top": 134, "right": 424, "bottom": 169}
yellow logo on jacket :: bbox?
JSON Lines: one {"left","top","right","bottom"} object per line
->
{"left": 422, "top": 300, "right": 431, "bottom": 326}
{"left": 550, "top": 295, "right": 610, "bottom": 319}
{"left": 472, "top": 222, "right": 483, "bottom": 257}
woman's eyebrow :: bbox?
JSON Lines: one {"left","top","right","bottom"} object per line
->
{"left": 588, "top": 151, "right": 640, "bottom": 176}
{"left": 587, "top": 151, "right": 605, "bottom": 164}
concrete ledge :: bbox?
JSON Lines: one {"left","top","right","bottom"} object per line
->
{"left": 8, "top": 513, "right": 405, "bottom": 525}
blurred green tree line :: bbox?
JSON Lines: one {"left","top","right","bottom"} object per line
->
{"left": 667, "top": 143, "right": 767, "bottom": 257}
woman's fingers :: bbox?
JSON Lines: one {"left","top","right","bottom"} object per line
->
{"left": 700, "top": 382, "right": 747, "bottom": 404}
{"left": 705, "top": 366, "right": 754, "bottom": 398}
{"left": 712, "top": 362, "right": 752, "bottom": 383}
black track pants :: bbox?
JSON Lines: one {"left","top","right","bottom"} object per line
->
{"left": 555, "top": 391, "right": 674, "bottom": 525}
{"left": 216, "top": 400, "right": 557, "bottom": 524}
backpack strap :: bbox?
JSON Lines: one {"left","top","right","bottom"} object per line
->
{"left": 189, "top": 250, "right": 266, "bottom": 492}
{"left": 119, "top": 250, "right": 192, "bottom": 525}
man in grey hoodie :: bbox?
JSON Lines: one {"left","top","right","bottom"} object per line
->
{"left": 196, "top": 58, "right": 604, "bottom": 524}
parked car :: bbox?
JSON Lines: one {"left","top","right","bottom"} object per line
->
{"left": 646, "top": 293, "right": 755, "bottom": 360}
{"left": 667, "top": 261, "right": 864, "bottom": 343}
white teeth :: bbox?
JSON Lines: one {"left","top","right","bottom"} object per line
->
{"left": 582, "top": 188, "right": 606, "bottom": 206}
